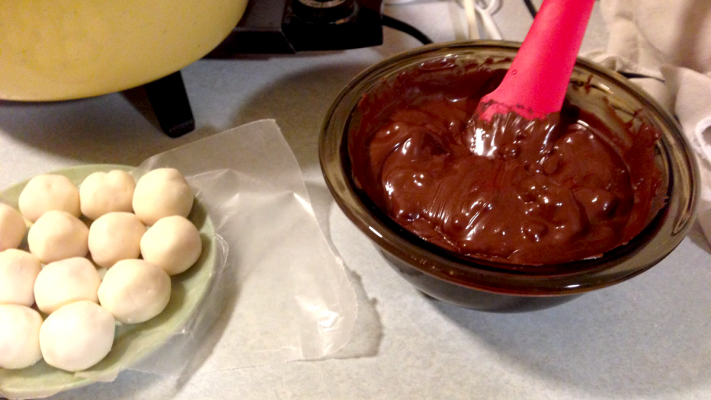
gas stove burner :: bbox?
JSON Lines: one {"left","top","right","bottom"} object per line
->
{"left": 292, "top": 0, "right": 358, "bottom": 23}
{"left": 298, "top": 0, "right": 350, "bottom": 5}
{"left": 210, "top": 0, "right": 384, "bottom": 55}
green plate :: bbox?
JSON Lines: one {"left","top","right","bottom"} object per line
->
{"left": 0, "top": 164, "right": 217, "bottom": 399}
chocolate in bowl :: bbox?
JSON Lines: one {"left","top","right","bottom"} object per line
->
{"left": 350, "top": 61, "right": 664, "bottom": 267}
{"left": 320, "top": 42, "right": 699, "bottom": 311}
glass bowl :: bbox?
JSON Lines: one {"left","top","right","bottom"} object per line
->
{"left": 319, "top": 41, "right": 699, "bottom": 312}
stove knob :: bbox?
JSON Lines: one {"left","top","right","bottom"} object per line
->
{"left": 292, "top": 0, "right": 357, "bottom": 23}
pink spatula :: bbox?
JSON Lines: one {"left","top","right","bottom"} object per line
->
{"left": 478, "top": 0, "right": 596, "bottom": 121}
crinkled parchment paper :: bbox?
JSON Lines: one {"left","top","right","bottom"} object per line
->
{"left": 130, "top": 119, "right": 358, "bottom": 375}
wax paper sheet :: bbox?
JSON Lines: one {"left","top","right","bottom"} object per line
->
{"left": 0, "top": 120, "right": 357, "bottom": 399}
{"left": 128, "top": 119, "right": 358, "bottom": 374}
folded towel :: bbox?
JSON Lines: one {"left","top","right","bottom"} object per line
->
{"left": 586, "top": 0, "right": 711, "bottom": 244}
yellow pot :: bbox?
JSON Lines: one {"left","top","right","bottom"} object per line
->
{"left": 0, "top": 0, "right": 248, "bottom": 100}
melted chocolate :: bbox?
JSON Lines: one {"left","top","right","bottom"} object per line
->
{"left": 349, "top": 59, "right": 663, "bottom": 265}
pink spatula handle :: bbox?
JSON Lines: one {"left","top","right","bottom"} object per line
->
{"left": 479, "top": 0, "right": 596, "bottom": 121}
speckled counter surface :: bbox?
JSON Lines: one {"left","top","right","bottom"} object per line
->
{"left": 2, "top": 1, "right": 711, "bottom": 399}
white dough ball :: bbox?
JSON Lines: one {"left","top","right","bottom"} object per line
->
{"left": 98, "top": 259, "right": 171, "bottom": 324}
{"left": 88, "top": 212, "right": 146, "bottom": 268}
{"left": 140, "top": 215, "right": 202, "bottom": 276}
{"left": 39, "top": 300, "right": 115, "bottom": 372}
{"left": 18, "top": 174, "right": 80, "bottom": 222}
{"left": 0, "top": 249, "right": 42, "bottom": 306}
{"left": 80, "top": 170, "right": 136, "bottom": 220}
{"left": 0, "top": 203, "right": 26, "bottom": 251}
{"left": 132, "top": 168, "right": 193, "bottom": 226}
{"left": 34, "top": 257, "right": 100, "bottom": 314}
{"left": 28, "top": 210, "right": 89, "bottom": 264}
{"left": 0, "top": 304, "right": 43, "bottom": 369}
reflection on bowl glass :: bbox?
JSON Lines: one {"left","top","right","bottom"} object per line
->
{"left": 320, "top": 41, "right": 699, "bottom": 312}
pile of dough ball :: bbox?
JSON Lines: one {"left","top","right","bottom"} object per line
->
{"left": 0, "top": 167, "right": 203, "bottom": 372}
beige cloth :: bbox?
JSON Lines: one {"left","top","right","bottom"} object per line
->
{"left": 586, "top": 0, "right": 711, "bottom": 243}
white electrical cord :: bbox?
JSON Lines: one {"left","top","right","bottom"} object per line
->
{"left": 383, "top": 0, "right": 502, "bottom": 41}
{"left": 475, "top": 0, "right": 503, "bottom": 40}
{"left": 462, "top": 0, "right": 480, "bottom": 40}
{"left": 456, "top": 0, "right": 503, "bottom": 40}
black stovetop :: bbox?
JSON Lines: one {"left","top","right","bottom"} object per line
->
{"left": 210, "top": 0, "right": 384, "bottom": 56}
{"left": 149, "top": 0, "right": 385, "bottom": 137}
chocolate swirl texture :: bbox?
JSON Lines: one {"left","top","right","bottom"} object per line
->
{"left": 348, "top": 58, "right": 663, "bottom": 265}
